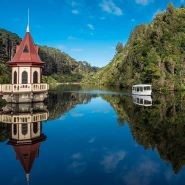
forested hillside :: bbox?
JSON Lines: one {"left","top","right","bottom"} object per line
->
{"left": 84, "top": 4, "right": 185, "bottom": 91}
{"left": 0, "top": 28, "right": 97, "bottom": 84}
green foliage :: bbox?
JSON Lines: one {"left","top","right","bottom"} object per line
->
{"left": 116, "top": 42, "right": 124, "bottom": 53}
{"left": 39, "top": 46, "right": 98, "bottom": 82}
{"left": 167, "top": 2, "right": 175, "bottom": 14}
{"left": 0, "top": 29, "right": 98, "bottom": 84}
{"left": 0, "top": 63, "right": 11, "bottom": 83}
{"left": 85, "top": 4, "right": 185, "bottom": 91}
{"left": 42, "top": 76, "right": 58, "bottom": 89}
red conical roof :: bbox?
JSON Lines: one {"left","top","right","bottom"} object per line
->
{"left": 9, "top": 32, "right": 44, "bottom": 65}
{"left": 13, "top": 143, "right": 40, "bottom": 174}
{"left": 9, "top": 134, "right": 46, "bottom": 175}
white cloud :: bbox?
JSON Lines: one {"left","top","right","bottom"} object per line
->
{"left": 71, "top": 153, "right": 83, "bottom": 160}
{"left": 89, "top": 137, "right": 96, "bottom": 144}
{"left": 122, "top": 159, "right": 159, "bottom": 185}
{"left": 87, "top": 23, "right": 95, "bottom": 30}
{"left": 101, "top": 151, "right": 126, "bottom": 172}
{"left": 67, "top": 36, "right": 76, "bottom": 40}
{"left": 135, "top": 0, "right": 150, "bottom": 5}
{"left": 70, "top": 1, "right": 81, "bottom": 15}
{"left": 72, "top": 9, "right": 79, "bottom": 14}
{"left": 99, "top": 0, "right": 123, "bottom": 16}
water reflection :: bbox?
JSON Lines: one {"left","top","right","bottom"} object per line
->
{"left": 1, "top": 89, "right": 185, "bottom": 184}
{"left": 132, "top": 95, "right": 152, "bottom": 106}
{"left": 46, "top": 91, "right": 95, "bottom": 120}
{"left": 46, "top": 89, "right": 185, "bottom": 174}
{"left": 102, "top": 92, "right": 185, "bottom": 174}
{"left": 0, "top": 99, "right": 48, "bottom": 184}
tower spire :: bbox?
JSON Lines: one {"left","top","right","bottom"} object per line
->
{"left": 26, "top": 8, "right": 30, "bottom": 32}
{"left": 26, "top": 173, "right": 30, "bottom": 185}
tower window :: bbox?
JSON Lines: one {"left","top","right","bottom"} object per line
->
{"left": 23, "top": 45, "right": 29, "bottom": 53}
{"left": 13, "top": 71, "right": 17, "bottom": 84}
{"left": 22, "top": 71, "right": 28, "bottom": 84}
{"left": 22, "top": 124, "right": 28, "bottom": 135}
{"left": 13, "top": 124, "right": 17, "bottom": 135}
{"left": 33, "top": 71, "right": 38, "bottom": 83}
{"left": 33, "top": 122, "right": 38, "bottom": 134}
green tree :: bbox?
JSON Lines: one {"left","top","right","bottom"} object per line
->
{"left": 116, "top": 42, "right": 124, "bottom": 53}
{"left": 167, "top": 2, "right": 175, "bottom": 14}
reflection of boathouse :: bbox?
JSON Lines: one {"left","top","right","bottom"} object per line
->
{"left": 132, "top": 95, "right": 152, "bottom": 107}
{"left": 0, "top": 21, "right": 49, "bottom": 103}
{"left": 0, "top": 101, "right": 48, "bottom": 184}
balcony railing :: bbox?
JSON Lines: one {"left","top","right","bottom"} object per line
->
{"left": 0, "top": 83, "right": 49, "bottom": 93}
{"left": 0, "top": 112, "right": 48, "bottom": 124}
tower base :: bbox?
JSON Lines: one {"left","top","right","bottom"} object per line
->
{"left": 2, "top": 92, "right": 48, "bottom": 103}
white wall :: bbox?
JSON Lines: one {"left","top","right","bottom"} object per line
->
{"left": 12, "top": 123, "right": 41, "bottom": 140}
{"left": 12, "top": 66, "right": 41, "bottom": 84}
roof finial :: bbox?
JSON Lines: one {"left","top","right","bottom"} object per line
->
{"left": 26, "top": 8, "right": 30, "bottom": 32}
{"left": 26, "top": 173, "right": 30, "bottom": 185}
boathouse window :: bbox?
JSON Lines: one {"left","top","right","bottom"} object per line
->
{"left": 33, "top": 71, "right": 38, "bottom": 83}
{"left": 144, "top": 86, "right": 151, "bottom": 90}
{"left": 22, "top": 124, "right": 28, "bottom": 135}
{"left": 33, "top": 122, "right": 38, "bottom": 134}
{"left": 139, "top": 87, "right": 143, "bottom": 92}
{"left": 22, "top": 71, "right": 28, "bottom": 84}
{"left": 13, "top": 124, "right": 17, "bottom": 135}
{"left": 23, "top": 45, "right": 29, "bottom": 53}
{"left": 14, "top": 71, "right": 17, "bottom": 84}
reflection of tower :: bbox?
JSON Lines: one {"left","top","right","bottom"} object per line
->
{"left": 10, "top": 138, "right": 45, "bottom": 185}
{"left": 0, "top": 101, "right": 48, "bottom": 185}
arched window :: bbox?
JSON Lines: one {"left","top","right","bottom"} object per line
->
{"left": 33, "top": 122, "right": 38, "bottom": 134}
{"left": 13, "top": 124, "right": 17, "bottom": 135}
{"left": 22, "top": 71, "right": 28, "bottom": 84}
{"left": 22, "top": 124, "right": 28, "bottom": 135}
{"left": 33, "top": 71, "right": 38, "bottom": 83}
{"left": 13, "top": 71, "right": 17, "bottom": 84}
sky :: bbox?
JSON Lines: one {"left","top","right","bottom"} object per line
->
{"left": 0, "top": 0, "right": 184, "bottom": 67}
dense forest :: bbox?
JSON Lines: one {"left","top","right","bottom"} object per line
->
{"left": 84, "top": 4, "right": 185, "bottom": 91}
{"left": 0, "top": 29, "right": 98, "bottom": 84}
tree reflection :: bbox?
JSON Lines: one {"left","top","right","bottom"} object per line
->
{"left": 102, "top": 93, "right": 185, "bottom": 174}
{"left": 47, "top": 91, "right": 95, "bottom": 120}
{"left": 1, "top": 89, "right": 185, "bottom": 175}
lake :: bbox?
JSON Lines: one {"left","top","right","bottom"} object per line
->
{"left": 0, "top": 85, "right": 185, "bottom": 185}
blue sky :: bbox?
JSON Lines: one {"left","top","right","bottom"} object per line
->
{"left": 0, "top": 0, "right": 184, "bottom": 67}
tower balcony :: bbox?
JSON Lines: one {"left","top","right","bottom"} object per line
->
{"left": 0, "top": 83, "right": 49, "bottom": 93}
{"left": 0, "top": 112, "right": 49, "bottom": 124}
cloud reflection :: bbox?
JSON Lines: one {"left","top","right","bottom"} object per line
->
{"left": 101, "top": 151, "right": 126, "bottom": 173}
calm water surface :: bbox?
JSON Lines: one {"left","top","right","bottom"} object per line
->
{"left": 0, "top": 86, "right": 185, "bottom": 185}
